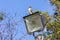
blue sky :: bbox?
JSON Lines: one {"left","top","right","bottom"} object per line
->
{"left": 0, "top": 0, "right": 56, "bottom": 40}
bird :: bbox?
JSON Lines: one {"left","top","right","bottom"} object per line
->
{"left": 28, "top": 6, "right": 33, "bottom": 14}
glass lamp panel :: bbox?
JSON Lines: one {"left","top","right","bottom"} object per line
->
{"left": 24, "top": 13, "right": 43, "bottom": 34}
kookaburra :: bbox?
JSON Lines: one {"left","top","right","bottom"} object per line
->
{"left": 28, "top": 6, "right": 33, "bottom": 14}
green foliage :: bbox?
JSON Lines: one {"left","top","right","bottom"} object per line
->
{"left": 50, "top": 0, "right": 60, "bottom": 13}
{"left": 43, "top": 13, "right": 60, "bottom": 40}
{"left": 0, "top": 16, "right": 3, "bottom": 20}
{"left": 0, "top": 13, "right": 5, "bottom": 21}
{"left": 41, "top": 12, "right": 51, "bottom": 23}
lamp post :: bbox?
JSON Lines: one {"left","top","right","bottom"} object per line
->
{"left": 23, "top": 7, "right": 46, "bottom": 40}
{"left": 34, "top": 34, "right": 42, "bottom": 40}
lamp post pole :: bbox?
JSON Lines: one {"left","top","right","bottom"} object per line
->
{"left": 37, "top": 35, "right": 42, "bottom": 40}
{"left": 28, "top": 6, "right": 43, "bottom": 40}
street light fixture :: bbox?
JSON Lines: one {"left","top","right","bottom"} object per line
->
{"left": 23, "top": 12, "right": 45, "bottom": 34}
